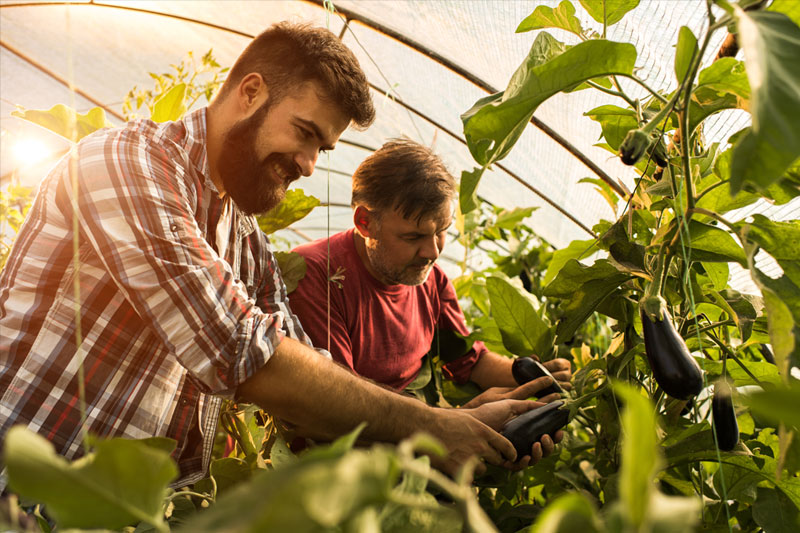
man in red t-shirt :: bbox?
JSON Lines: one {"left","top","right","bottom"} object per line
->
{"left": 290, "top": 139, "right": 572, "bottom": 465}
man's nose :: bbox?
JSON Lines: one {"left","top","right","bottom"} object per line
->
{"left": 295, "top": 148, "right": 318, "bottom": 177}
{"left": 419, "top": 237, "right": 441, "bottom": 261}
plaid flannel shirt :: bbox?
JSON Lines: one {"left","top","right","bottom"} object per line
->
{"left": 0, "top": 108, "right": 316, "bottom": 488}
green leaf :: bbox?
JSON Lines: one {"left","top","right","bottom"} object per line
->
{"left": 257, "top": 189, "right": 320, "bottom": 235}
{"left": 459, "top": 167, "right": 483, "bottom": 214}
{"left": 543, "top": 259, "right": 632, "bottom": 343}
{"left": 584, "top": 104, "right": 638, "bottom": 151}
{"left": 701, "top": 358, "right": 781, "bottom": 388}
{"left": 675, "top": 26, "right": 699, "bottom": 83}
{"left": 529, "top": 492, "right": 602, "bottom": 533}
{"left": 579, "top": 0, "right": 640, "bottom": 27}
{"left": 269, "top": 434, "right": 298, "bottom": 469}
{"left": 753, "top": 486, "right": 800, "bottom": 533}
{"left": 462, "top": 39, "right": 636, "bottom": 167}
{"left": 5, "top": 427, "right": 176, "bottom": 531}
{"left": 613, "top": 382, "right": 661, "bottom": 529}
{"left": 542, "top": 239, "right": 599, "bottom": 287}
{"left": 689, "top": 57, "right": 751, "bottom": 133}
{"left": 578, "top": 177, "right": 620, "bottom": 215}
{"left": 181, "top": 444, "right": 396, "bottom": 532}
{"left": 685, "top": 220, "right": 747, "bottom": 266}
{"left": 730, "top": 9, "right": 800, "bottom": 193}
{"left": 702, "top": 261, "right": 729, "bottom": 291}
{"left": 150, "top": 83, "right": 187, "bottom": 123}
{"left": 742, "top": 381, "right": 800, "bottom": 431}
{"left": 493, "top": 206, "right": 536, "bottom": 230}
{"left": 275, "top": 251, "right": 306, "bottom": 294}
{"left": 208, "top": 457, "right": 252, "bottom": 496}
{"left": 12, "top": 104, "right": 112, "bottom": 142}
{"left": 486, "top": 275, "right": 554, "bottom": 358}
{"left": 517, "top": 0, "right": 584, "bottom": 36}
{"left": 769, "top": 0, "right": 800, "bottom": 27}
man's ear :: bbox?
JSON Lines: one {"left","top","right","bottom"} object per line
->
{"left": 236, "top": 73, "right": 268, "bottom": 114}
{"left": 353, "top": 206, "right": 374, "bottom": 237}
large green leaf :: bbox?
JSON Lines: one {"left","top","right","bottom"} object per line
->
{"left": 517, "top": 0, "right": 584, "bottom": 36}
{"left": 689, "top": 57, "right": 750, "bottom": 134}
{"left": 737, "top": 216, "right": 800, "bottom": 370}
{"left": 151, "top": 83, "right": 187, "bottom": 123}
{"left": 753, "top": 486, "right": 800, "bottom": 533}
{"left": 578, "top": 0, "right": 640, "bottom": 27}
{"left": 685, "top": 220, "right": 747, "bottom": 266}
{"left": 613, "top": 382, "right": 660, "bottom": 529}
{"left": 462, "top": 39, "right": 636, "bottom": 167}
{"left": 700, "top": 358, "right": 781, "bottom": 388}
{"left": 542, "top": 238, "right": 599, "bottom": 287}
{"left": 459, "top": 167, "right": 483, "bottom": 214}
{"left": 257, "top": 189, "right": 320, "bottom": 235}
{"left": 742, "top": 381, "right": 800, "bottom": 431}
{"left": 276, "top": 251, "right": 306, "bottom": 294}
{"left": 543, "top": 259, "right": 632, "bottom": 343}
{"left": 730, "top": 9, "right": 800, "bottom": 193}
{"left": 584, "top": 104, "right": 638, "bottom": 150}
{"left": 769, "top": 0, "right": 800, "bottom": 29}
{"left": 529, "top": 492, "right": 602, "bottom": 533}
{"left": 675, "top": 26, "right": 699, "bottom": 83}
{"left": 486, "top": 275, "right": 553, "bottom": 358}
{"left": 12, "top": 104, "right": 112, "bottom": 142}
{"left": 5, "top": 427, "right": 176, "bottom": 531}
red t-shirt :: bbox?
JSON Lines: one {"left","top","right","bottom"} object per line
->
{"left": 290, "top": 229, "right": 486, "bottom": 390}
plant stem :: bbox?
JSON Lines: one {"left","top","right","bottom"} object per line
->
{"left": 587, "top": 80, "right": 637, "bottom": 108}
{"left": 707, "top": 334, "right": 766, "bottom": 387}
{"left": 622, "top": 75, "right": 669, "bottom": 104}
{"left": 686, "top": 208, "right": 737, "bottom": 232}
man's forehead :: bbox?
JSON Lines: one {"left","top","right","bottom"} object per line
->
{"left": 389, "top": 205, "right": 452, "bottom": 230}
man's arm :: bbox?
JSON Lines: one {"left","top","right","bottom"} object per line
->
{"left": 237, "top": 336, "right": 533, "bottom": 475}
{"left": 469, "top": 351, "right": 573, "bottom": 392}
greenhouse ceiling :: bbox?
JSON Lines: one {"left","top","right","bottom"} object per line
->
{"left": 1, "top": 0, "right": 797, "bottom": 291}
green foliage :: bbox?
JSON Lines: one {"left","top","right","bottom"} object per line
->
{"left": 11, "top": 104, "right": 112, "bottom": 142}
{"left": 0, "top": 185, "right": 33, "bottom": 270}
{"left": 486, "top": 275, "right": 554, "bottom": 359}
{"left": 123, "top": 49, "right": 227, "bottom": 121}
{"left": 257, "top": 188, "right": 321, "bottom": 235}
{"left": 730, "top": 9, "right": 800, "bottom": 193}
{"left": 579, "top": 0, "right": 640, "bottom": 28}
{"left": 4, "top": 427, "right": 177, "bottom": 532}
{"left": 517, "top": 1, "right": 584, "bottom": 36}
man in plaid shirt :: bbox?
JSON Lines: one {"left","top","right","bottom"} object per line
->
{"left": 0, "top": 22, "right": 534, "bottom": 489}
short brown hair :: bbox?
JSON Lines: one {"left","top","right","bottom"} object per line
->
{"left": 219, "top": 22, "right": 374, "bottom": 128}
{"left": 351, "top": 139, "right": 456, "bottom": 222}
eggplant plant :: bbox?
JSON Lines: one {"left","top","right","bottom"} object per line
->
{"left": 454, "top": 0, "right": 800, "bottom": 531}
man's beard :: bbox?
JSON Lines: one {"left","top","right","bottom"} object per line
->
{"left": 364, "top": 238, "right": 433, "bottom": 286}
{"left": 218, "top": 101, "right": 301, "bottom": 215}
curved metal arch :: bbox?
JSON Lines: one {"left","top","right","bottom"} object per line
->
{"left": 308, "top": 0, "right": 630, "bottom": 199}
{"left": 1, "top": 0, "right": 598, "bottom": 236}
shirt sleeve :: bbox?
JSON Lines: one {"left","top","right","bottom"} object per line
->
{"left": 251, "top": 235, "right": 328, "bottom": 357}
{"left": 69, "top": 129, "right": 284, "bottom": 396}
{"left": 287, "top": 250, "right": 356, "bottom": 373}
{"left": 436, "top": 274, "right": 488, "bottom": 384}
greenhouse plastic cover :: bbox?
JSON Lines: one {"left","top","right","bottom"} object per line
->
{"left": 1, "top": 0, "right": 797, "bottom": 293}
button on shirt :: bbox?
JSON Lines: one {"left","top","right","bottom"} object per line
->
{"left": 0, "top": 108, "right": 315, "bottom": 488}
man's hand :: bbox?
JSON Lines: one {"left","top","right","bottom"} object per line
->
{"left": 424, "top": 407, "right": 522, "bottom": 476}
{"left": 540, "top": 357, "right": 573, "bottom": 389}
{"left": 462, "top": 396, "right": 564, "bottom": 471}
{"left": 462, "top": 376, "right": 562, "bottom": 409}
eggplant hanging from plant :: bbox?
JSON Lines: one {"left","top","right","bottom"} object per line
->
{"left": 640, "top": 296, "right": 704, "bottom": 400}
{"left": 512, "top": 357, "right": 563, "bottom": 398}
{"left": 712, "top": 379, "right": 739, "bottom": 451}
{"left": 501, "top": 400, "right": 569, "bottom": 459}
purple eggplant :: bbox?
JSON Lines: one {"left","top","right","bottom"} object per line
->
{"left": 512, "top": 357, "right": 563, "bottom": 397}
{"left": 501, "top": 400, "right": 569, "bottom": 459}
{"left": 640, "top": 304, "right": 704, "bottom": 400}
{"left": 712, "top": 380, "right": 739, "bottom": 451}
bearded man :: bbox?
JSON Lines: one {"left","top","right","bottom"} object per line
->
{"left": 0, "top": 23, "right": 533, "bottom": 491}
{"left": 290, "top": 139, "right": 573, "bottom": 465}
